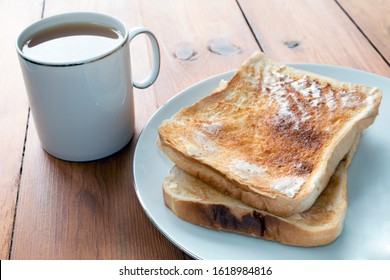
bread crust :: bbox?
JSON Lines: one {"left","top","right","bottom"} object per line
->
{"left": 163, "top": 159, "right": 347, "bottom": 247}
{"left": 158, "top": 51, "right": 382, "bottom": 216}
{"left": 162, "top": 136, "right": 360, "bottom": 246}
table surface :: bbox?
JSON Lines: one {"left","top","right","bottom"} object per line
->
{"left": 1, "top": 0, "right": 389, "bottom": 260}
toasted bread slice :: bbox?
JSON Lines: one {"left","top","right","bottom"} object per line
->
{"left": 162, "top": 136, "right": 360, "bottom": 247}
{"left": 158, "top": 51, "right": 381, "bottom": 216}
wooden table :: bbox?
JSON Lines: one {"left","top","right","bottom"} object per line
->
{"left": 1, "top": 0, "right": 389, "bottom": 260}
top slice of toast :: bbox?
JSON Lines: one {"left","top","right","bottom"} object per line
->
{"left": 158, "top": 51, "right": 382, "bottom": 216}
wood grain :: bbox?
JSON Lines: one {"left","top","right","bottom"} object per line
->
{"left": 237, "top": 0, "right": 390, "bottom": 77}
{"left": 0, "top": 0, "right": 43, "bottom": 260}
{"left": 139, "top": 0, "right": 261, "bottom": 106}
{"left": 13, "top": 121, "right": 182, "bottom": 259}
{"left": 337, "top": 0, "right": 390, "bottom": 68}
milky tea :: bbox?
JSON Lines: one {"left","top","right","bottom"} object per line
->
{"left": 21, "top": 22, "right": 124, "bottom": 63}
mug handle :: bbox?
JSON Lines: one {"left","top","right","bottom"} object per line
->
{"left": 128, "top": 27, "right": 161, "bottom": 89}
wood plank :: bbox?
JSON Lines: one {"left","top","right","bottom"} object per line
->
{"left": 237, "top": 0, "right": 390, "bottom": 77}
{"left": 0, "top": 0, "right": 43, "bottom": 260}
{"left": 337, "top": 0, "right": 390, "bottom": 67}
{"left": 10, "top": 0, "right": 180, "bottom": 259}
{"left": 139, "top": 0, "right": 261, "bottom": 106}
{"left": 13, "top": 121, "right": 182, "bottom": 259}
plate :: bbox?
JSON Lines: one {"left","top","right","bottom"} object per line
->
{"left": 133, "top": 63, "right": 390, "bottom": 259}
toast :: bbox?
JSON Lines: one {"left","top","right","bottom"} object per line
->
{"left": 158, "top": 51, "right": 382, "bottom": 216}
{"left": 162, "top": 136, "right": 360, "bottom": 247}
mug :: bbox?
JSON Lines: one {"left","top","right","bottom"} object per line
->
{"left": 16, "top": 12, "right": 160, "bottom": 161}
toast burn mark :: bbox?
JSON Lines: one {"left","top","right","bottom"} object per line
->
{"left": 209, "top": 205, "right": 265, "bottom": 237}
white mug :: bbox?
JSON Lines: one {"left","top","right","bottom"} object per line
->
{"left": 16, "top": 12, "right": 160, "bottom": 161}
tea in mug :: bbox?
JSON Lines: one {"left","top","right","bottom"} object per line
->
{"left": 22, "top": 22, "right": 124, "bottom": 63}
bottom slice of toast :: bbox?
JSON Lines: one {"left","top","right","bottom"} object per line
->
{"left": 162, "top": 137, "right": 360, "bottom": 247}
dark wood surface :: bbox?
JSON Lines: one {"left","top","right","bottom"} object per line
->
{"left": 1, "top": 0, "right": 389, "bottom": 259}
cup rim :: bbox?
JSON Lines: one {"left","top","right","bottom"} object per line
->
{"left": 16, "top": 12, "right": 129, "bottom": 67}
